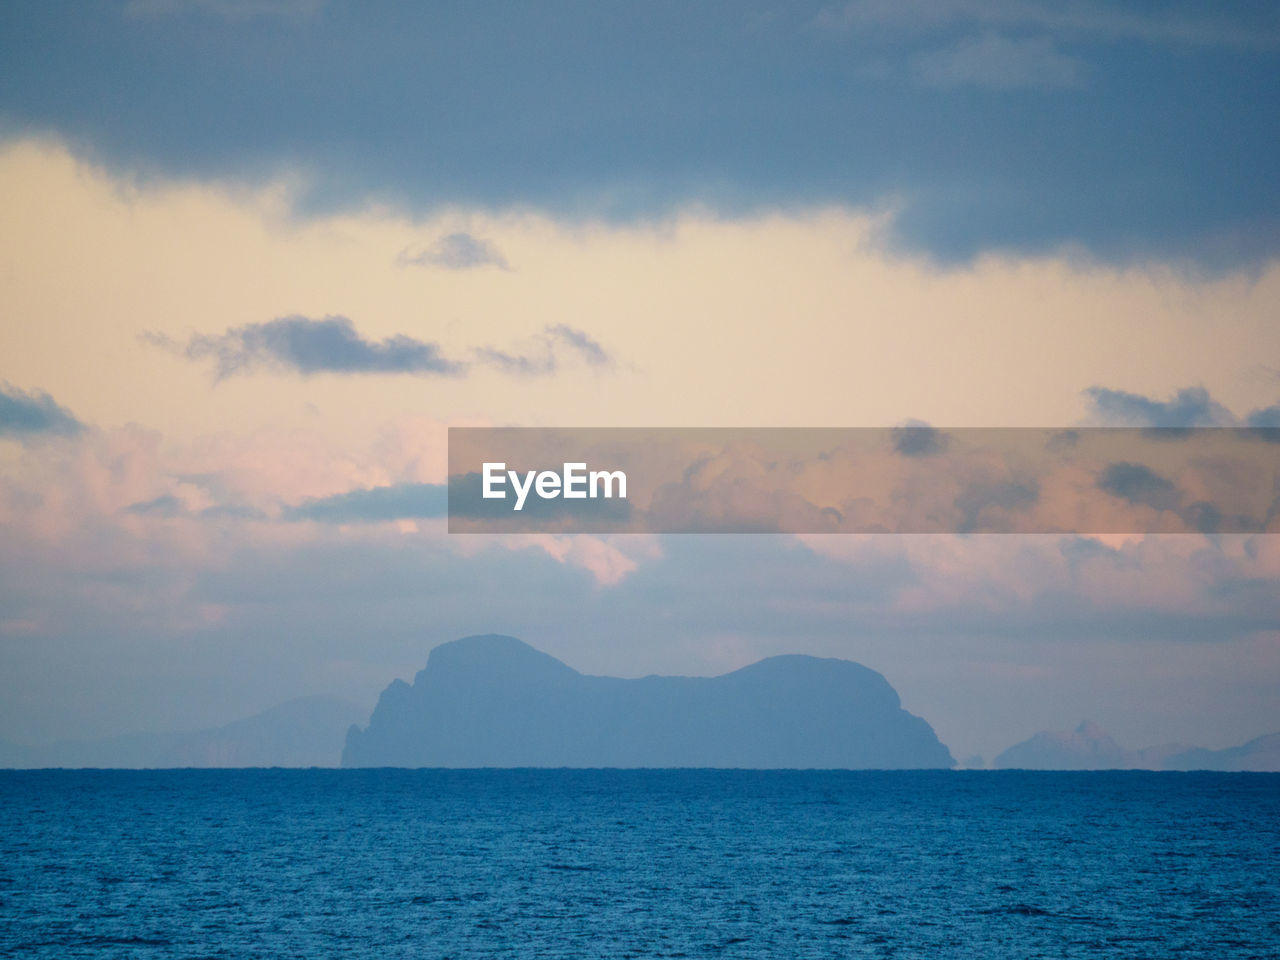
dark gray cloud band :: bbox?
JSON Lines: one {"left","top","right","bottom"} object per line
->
{"left": 2, "top": 3, "right": 1277, "bottom": 266}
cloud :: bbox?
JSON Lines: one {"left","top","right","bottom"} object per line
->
{"left": 0, "top": 383, "right": 82, "bottom": 438}
{"left": 1089, "top": 459, "right": 1261, "bottom": 534}
{"left": 149, "top": 316, "right": 616, "bottom": 381}
{"left": 819, "top": 0, "right": 1278, "bottom": 50}
{"left": 3, "top": 7, "right": 1277, "bottom": 265}
{"left": 283, "top": 483, "right": 447, "bottom": 523}
{"left": 124, "top": 494, "right": 268, "bottom": 521}
{"left": 125, "top": 0, "right": 323, "bottom": 18}
{"left": 146, "top": 315, "right": 464, "bottom": 380}
{"left": 954, "top": 477, "right": 1040, "bottom": 532}
{"left": 892, "top": 420, "right": 949, "bottom": 457}
{"left": 1096, "top": 462, "right": 1181, "bottom": 513}
{"left": 398, "top": 233, "right": 510, "bottom": 271}
{"left": 544, "top": 324, "right": 612, "bottom": 367}
{"left": 1085, "top": 385, "right": 1280, "bottom": 437}
{"left": 477, "top": 325, "right": 614, "bottom": 376}
{"left": 912, "top": 34, "right": 1087, "bottom": 90}
{"left": 125, "top": 494, "right": 185, "bottom": 518}
{"left": 1084, "top": 386, "right": 1237, "bottom": 428}
{"left": 5, "top": 410, "right": 1280, "bottom": 754}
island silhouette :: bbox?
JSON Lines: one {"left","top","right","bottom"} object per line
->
{"left": 342, "top": 634, "right": 956, "bottom": 768}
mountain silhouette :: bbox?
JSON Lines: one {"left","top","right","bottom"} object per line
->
{"left": 343, "top": 634, "right": 954, "bottom": 768}
{"left": 993, "top": 721, "right": 1133, "bottom": 770}
{"left": 994, "top": 721, "right": 1280, "bottom": 771}
{"left": 0, "top": 696, "right": 367, "bottom": 769}
{"left": 1160, "top": 733, "right": 1280, "bottom": 772}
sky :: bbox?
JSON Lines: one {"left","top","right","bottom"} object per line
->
{"left": 1, "top": 0, "right": 1278, "bottom": 763}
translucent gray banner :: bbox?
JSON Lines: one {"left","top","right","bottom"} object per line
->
{"left": 448, "top": 427, "right": 1280, "bottom": 534}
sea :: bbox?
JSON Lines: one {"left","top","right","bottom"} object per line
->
{"left": 1, "top": 769, "right": 1277, "bottom": 958}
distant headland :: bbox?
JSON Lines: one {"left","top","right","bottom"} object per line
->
{"left": 342, "top": 634, "right": 955, "bottom": 769}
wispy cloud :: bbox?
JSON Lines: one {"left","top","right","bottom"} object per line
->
{"left": 912, "top": 34, "right": 1087, "bottom": 90}
{"left": 125, "top": 0, "right": 324, "bottom": 19}
{"left": 818, "top": 0, "right": 1278, "bottom": 50}
{"left": 283, "top": 483, "right": 447, "bottom": 523}
{"left": 123, "top": 494, "right": 267, "bottom": 521}
{"left": 145, "top": 315, "right": 464, "bottom": 381}
{"left": 148, "top": 316, "right": 616, "bottom": 381}
{"left": 0, "top": 383, "right": 82, "bottom": 439}
{"left": 124, "top": 494, "right": 185, "bottom": 518}
{"left": 398, "top": 233, "right": 511, "bottom": 271}
{"left": 477, "top": 325, "right": 614, "bottom": 376}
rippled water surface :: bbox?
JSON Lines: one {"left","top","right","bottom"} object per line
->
{"left": 2, "top": 770, "right": 1277, "bottom": 958}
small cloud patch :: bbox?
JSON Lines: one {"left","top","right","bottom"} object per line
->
{"left": 1084, "top": 386, "right": 1236, "bottom": 427}
{"left": 0, "top": 383, "right": 83, "bottom": 439}
{"left": 891, "top": 420, "right": 949, "bottom": 457}
{"left": 147, "top": 316, "right": 618, "bottom": 382}
{"left": 1097, "top": 462, "right": 1180, "bottom": 513}
{"left": 284, "top": 483, "right": 448, "bottom": 523}
{"left": 477, "top": 325, "right": 614, "bottom": 376}
{"left": 398, "top": 232, "right": 511, "bottom": 271}
{"left": 145, "top": 315, "right": 465, "bottom": 380}
{"left": 125, "top": 495, "right": 185, "bottom": 518}
{"left": 912, "top": 34, "right": 1087, "bottom": 90}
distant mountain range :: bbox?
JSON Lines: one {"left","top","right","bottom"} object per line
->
{"left": 0, "top": 696, "right": 366, "bottom": 769}
{"left": 4, "top": 641, "right": 1276, "bottom": 772}
{"left": 994, "top": 721, "right": 1280, "bottom": 771}
{"left": 343, "top": 634, "right": 955, "bottom": 768}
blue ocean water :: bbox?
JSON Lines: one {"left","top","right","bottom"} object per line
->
{"left": 1, "top": 770, "right": 1277, "bottom": 958}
